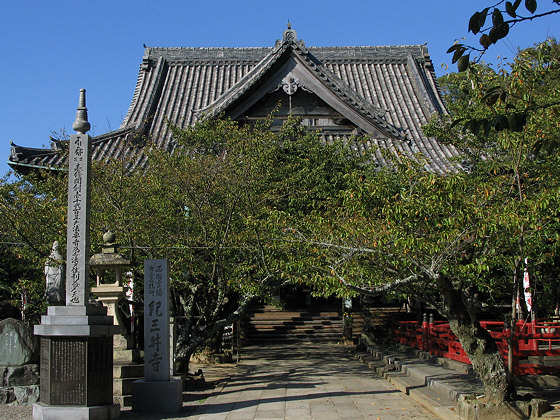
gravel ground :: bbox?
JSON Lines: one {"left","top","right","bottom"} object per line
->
{"left": 0, "top": 405, "right": 33, "bottom": 420}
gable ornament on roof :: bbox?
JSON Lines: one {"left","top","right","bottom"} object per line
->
{"left": 278, "top": 72, "right": 311, "bottom": 96}
{"left": 283, "top": 23, "right": 297, "bottom": 43}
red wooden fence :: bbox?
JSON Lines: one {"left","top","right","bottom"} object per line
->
{"left": 393, "top": 315, "right": 560, "bottom": 375}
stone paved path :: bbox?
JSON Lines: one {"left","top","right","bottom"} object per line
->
{"left": 2, "top": 343, "right": 436, "bottom": 419}
{"left": 191, "top": 343, "right": 434, "bottom": 420}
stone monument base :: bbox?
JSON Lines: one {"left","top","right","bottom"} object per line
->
{"left": 33, "top": 305, "right": 119, "bottom": 420}
{"left": 132, "top": 377, "right": 182, "bottom": 414}
{"left": 33, "top": 402, "right": 120, "bottom": 420}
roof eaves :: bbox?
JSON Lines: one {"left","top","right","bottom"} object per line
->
{"left": 7, "top": 160, "right": 67, "bottom": 173}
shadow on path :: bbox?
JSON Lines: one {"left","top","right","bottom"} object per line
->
{"left": 198, "top": 388, "right": 401, "bottom": 415}
{"left": 190, "top": 342, "right": 432, "bottom": 419}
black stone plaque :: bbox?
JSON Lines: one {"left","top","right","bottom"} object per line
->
{"left": 39, "top": 338, "right": 50, "bottom": 403}
{"left": 39, "top": 336, "right": 113, "bottom": 406}
{"left": 87, "top": 335, "right": 112, "bottom": 406}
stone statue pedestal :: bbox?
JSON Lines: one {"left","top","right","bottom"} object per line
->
{"left": 33, "top": 305, "right": 120, "bottom": 420}
{"left": 91, "top": 284, "right": 125, "bottom": 330}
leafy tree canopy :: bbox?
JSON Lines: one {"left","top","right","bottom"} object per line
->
{"left": 0, "top": 116, "right": 362, "bottom": 369}
{"left": 278, "top": 39, "right": 560, "bottom": 403}
{"left": 449, "top": 0, "right": 560, "bottom": 71}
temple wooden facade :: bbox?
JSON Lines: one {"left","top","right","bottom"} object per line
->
{"left": 9, "top": 26, "right": 458, "bottom": 174}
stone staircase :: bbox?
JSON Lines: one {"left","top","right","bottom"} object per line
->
{"left": 244, "top": 308, "right": 344, "bottom": 343}
{"left": 113, "top": 363, "right": 143, "bottom": 407}
{"left": 345, "top": 307, "right": 405, "bottom": 342}
{"left": 112, "top": 335, "right": 143, "bottom": 407}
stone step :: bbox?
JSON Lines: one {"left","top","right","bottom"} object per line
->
{"left": 247, "top": 321, "right": 343, "bottom": 330}
{"left": 245, "top": 335, "right": 343, "bottom": 343}
{"left": 246, "top": 323, "right": 342, "bottom": 331}
{"left": 247, "top": 325, "right": 343, "bottom": 331}
{"left": 367, "top": 343, "right": 474, "bottom": 376}
{"left": 247, "top": 331, "right": 343, "bottom": 337}
{"left": 247, "top": 332, "right": 343, "bottom": 337}
{"left": 113, "top": 361, "right": 144, "bottom": 407}
{"left": 246, "top": 326, "right": 343, "bottom": 333}
{"left": 249, "top": 324, "right": 342, "bottom": 328}
{"left": 413, "top": 349, "right": 474, "bottom": 375}
{"left": 244, "top": 309, "right": 356, "bottom": 343}
{"left": 246, "top": 338, "right": 342, "bottom": 343}
{"left": 247, "top": 318, "right": 343, "bottom": 324}
{"left": 248, "top": 318, "right": 342, "bottom": 324}
{"left": 113, "top": 377, "right": 138, "bottom": 395}
{"left": 528, "top": 355, "right": 560, "bottom": 366}
{"left": 361, "top": 342, "right": 484, "bottom": 402}
{"left": 354, "top": 346, "right": 465, "bottom": 420}
{"left": 113, "top": 348, "right": 143, "bottom": 363}
{"left": 113, "top": 363, "right": 144, "bottom": 379}
{"left": 113, "top": 394, "right": 133, "bottom": 407}
{"left": 249, "top": 311, "right": 339, "bottom": 319}
{"left": 387, "top": 373, "right": 461, "bottom": 420}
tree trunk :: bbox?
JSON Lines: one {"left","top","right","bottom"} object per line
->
{"left": 436, "top": 276, "right": 517, "bottom": 403}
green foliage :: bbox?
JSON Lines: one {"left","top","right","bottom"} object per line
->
{"left": 0, "top": 172, "right": 65, "bottom": 321}
{"left": 0, "top": 116, "right": 361, "bottom": 363}
{"left": 271, "top": 42, "right": 560, "bottom": 400}
{"left": 12, "top": 277, "right": 47, "bottom": 324}
{"left": 428, "top": 40, "right": 560, "bottom": 314}
{"left": 430, "top": 39, "right": 560, "bottom": 153}
{"left": 94, "top": 117, "right": 362, "bottom": 362}
{"left": 282, "top": 40, "right": 560, "bottom": 316}
{"left": 450, "top": 0, "right": 560, "bottom": 71}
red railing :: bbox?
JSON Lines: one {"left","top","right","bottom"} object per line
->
{"left": 393, "top": 315, "right": 560, "bottom": 375}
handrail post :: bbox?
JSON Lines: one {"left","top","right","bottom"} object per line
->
{"left": 421, "top": 313, "right": 428, "bottom": 351}
{"left": 428, "top": 313, "right": 434, "bottom": 354}
{"left": 531, "top": 318, "right": 538, "bottom": 351}
{"left": 513, "top": 330, "right": 520, "bottom": 376}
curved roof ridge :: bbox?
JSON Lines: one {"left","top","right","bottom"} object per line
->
{"left": 311, "top": 44, "right": 426, "bottom": 49}
{"left": 147, "top": 46, "right": 273, "bottom": 51}
{"left": 196, "top": 41, "right": 294, "bottom": 116}
{"left": 146, "top": 44, "right": 428, "bottom": 51}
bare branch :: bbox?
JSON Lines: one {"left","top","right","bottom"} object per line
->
{"left": 328, "top": 265, "right": 426, "bottom": 297}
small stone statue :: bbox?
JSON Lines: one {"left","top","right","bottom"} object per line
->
{"left": 44, "top": 241, "right": 65, "bottom": 305}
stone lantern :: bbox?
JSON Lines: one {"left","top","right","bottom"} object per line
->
{"left": 90, "top": 230, "right": 131, "bottom": 339}
{"left": 91, "top": 230, "right": 142, "bottom": 406}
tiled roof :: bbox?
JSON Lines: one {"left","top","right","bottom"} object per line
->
{"left": 8, "top": 30, "right": 458, "bottom": 174}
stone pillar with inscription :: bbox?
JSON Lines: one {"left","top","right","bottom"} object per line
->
{"left": 132, "top": 259, "right": 182, "bottom": 414}
{"left": 33, "top": 90, "right": 120, "bottom": 420}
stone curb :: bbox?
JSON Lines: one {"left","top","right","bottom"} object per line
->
{"left": 356, "top": 339, "right": 560, "bottom": 419}
{"left": 354, "top": 341, "right": 482, "bottom": 420}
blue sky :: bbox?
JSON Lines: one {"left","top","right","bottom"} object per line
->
{"left": 1, "top": 1, "right": 558, "bottom": 175}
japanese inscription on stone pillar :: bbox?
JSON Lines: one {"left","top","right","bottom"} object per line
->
{"left": 144, "top": 259, "right": 170, "bottom": 381}
{"left": 65, "top": 89, "right": 92, "bottom": 306}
